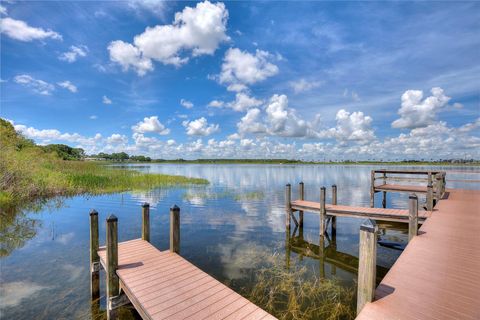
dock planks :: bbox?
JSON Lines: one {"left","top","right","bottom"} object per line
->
{"left": 98, "top": 239, "right": 277, "bottom": 320}
{"left": 356, "top": 189, "right": 480, "bottom": 320}
{"left": 290, "top": 200, "right": 431, "bottom": 223}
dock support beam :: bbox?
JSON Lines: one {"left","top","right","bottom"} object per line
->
{"left": 427, "top": 176, "right": 434, "bottom": 211}
{"left": 331, "top": 185, "right": 337, "bottom": 236}
{"left": 299, "top": 182, "right": 304, "bottom": 228}
{"left": 170, "top": 205, "right": 180, "bottom": 253}
{"left": 106, "top": 215, "right": 119, "bottom": 320}
{"left": 141, "top": 202, "right": 150, "bottom": 242}
{"left": 357, "top": 219, "right": 378, "bottom": 315}
{"left": 285, "top": 184, "right": 291, "bottom": 228}
{"left": 89, "top": 210, "right": 100, "bottom": 301}
{"left": 370, "top": 170, "right": 375, "bottom": 208}
{"left": 408, "top": 194, "right": 418, "bottom": 242}
{"left": 320, "top": 186, "right": 326, "bottom": 236}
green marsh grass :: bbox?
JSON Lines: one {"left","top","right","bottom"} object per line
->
{"left": 0, "top": 119, "right": 208, "bottom": 209}
{"left": 238, "top": 247, "right": 356, "bottom": 320}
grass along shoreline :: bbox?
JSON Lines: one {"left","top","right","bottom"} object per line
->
{"left": 0, "top": 119, "right": 207, "bottom": 209}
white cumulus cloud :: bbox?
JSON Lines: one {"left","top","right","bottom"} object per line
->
{"left": 108, "top": 1, "right": 229, "bottom": 75}
{"left": 102, "top": 95, "right": 112, "bottom": 104}
{"left": 106, "top": 133, "right": 128, "bottom": 145}
{"left": 290, "top": 78, "right": 322, "bottom": 93}
{"left": 218, "top": 48, "right": 279, "bottom": 92}
{"left": 58, "top": 45, "right": 88, "bottom": 63}
{"left": 392, "top": 87, "right": 451, "bottom": 129}
{"left": 132, "top": 116, "right": 170, "bottom": 135}
{"left": 322, "top": 109, "right": 375, "bottom": 144}
{"left": 14, "top": 74, "right": 55, "bottom": 95}
{"left": 226, "top": 92, "right": 263, "bottom": 112}
{"left": 208, "top": 100, "right": 224, "bottom": 108}
{"left": 236, "top": 94, "right": 320, "bottom": 138}
{"left": 57, "top": 81, "right": 77, "bottom": 93}
{"left": 182, "top": 117, "right": 219, "bottom": 136}
{"left": 180, "top": 99, "right": 194, "bottom": 109}
{"left": 0, "top": 17, "right": 62, "bottom": 41}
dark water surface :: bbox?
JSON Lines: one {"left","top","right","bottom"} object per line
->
{"left": 1, "top": 164, "right": 478, "bottom": 319}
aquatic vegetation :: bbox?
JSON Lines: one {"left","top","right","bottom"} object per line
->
{"left": 243, "top": 252, "right": 356, "bottom": 320}
{"left": 234, "top": 191, "right": 265, "bottom": 201}
{"left": 0, "top": 119, "right": 208, "bottom": 208}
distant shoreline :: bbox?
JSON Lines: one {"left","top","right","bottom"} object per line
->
{"left": 103, "top": 159, "right": 480, "bottom": 166}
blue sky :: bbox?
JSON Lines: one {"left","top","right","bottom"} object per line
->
{"left": 1, "top": 1, "right": 479, "bottom": 160}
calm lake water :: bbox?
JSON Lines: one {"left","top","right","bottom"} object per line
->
{"left": 1, "top": 164, "right": 478, "bottom": 319}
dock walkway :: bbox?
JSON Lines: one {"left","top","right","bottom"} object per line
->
{"left": 89, "top": 205, "right": 277, "bottom": 320}
{"left": 290, "top": 200, "right": 431, "bottom": 223}
{"left": 97, "top": 239, "right": 275, "bottom": 320}
{"left": 356, "top": 189, "right": 480, "bottom": 320}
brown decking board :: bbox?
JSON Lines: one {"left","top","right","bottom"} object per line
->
{"left": 356, "top": 189, "right": 480, "bottom": 320}
{"left": 290, "top": 200, "right": 431, "bottom": 222}
{"left": 98, "top": 240, "right": 276, "bottom": 320}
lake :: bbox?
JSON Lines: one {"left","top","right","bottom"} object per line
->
{"left": 1, "top": 164, "right": 478, "bottom": 319}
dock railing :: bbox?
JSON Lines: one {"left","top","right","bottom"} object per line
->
{"left": 370, "top": 169, "right": 446, "bottom": 210}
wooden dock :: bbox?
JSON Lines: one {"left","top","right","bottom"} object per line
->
{"left": 285, "top": 170, "right": 480, "bottom": 319}
{"left": 356, "top": 189, "right": 480, "bottom": 320}
{"left": 89, "top": 205, "right": 277, "bottom": 320}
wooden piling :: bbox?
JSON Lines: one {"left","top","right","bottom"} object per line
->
{"left": 370, "top": 170, "right": 375, "bottom": 208}
{"left": 331, "top": 185, "right": 337, "bottom": 235}
{"left": 89, "top": 209, "right": 99, "bottom": 300}
{"left": 427, "top": 180, "right": 434, "bottom": 211}
{"left": 141, "top": 202, "right": 150, "bottom": 242}
{"left": 170, "top": 205, "right": 180, "bottom": 253}
{"left": 320, "top": 186, "right": 326, "bottom": 236}
{"left": 436, "top": 173, "right": 444, "bottom": 201}
{"left": 106, "top": 214, "right": 119, "bottom": 320}
{"left": 285, "top": 184, "right": 292, "bottom": 228}
{"left": 357, "top": 219, "right": 378, "bottom": 315}
{"left": 408, "top": 194, "right": 418, "bottom": 241}
{"left": 299, "top": 182, "right": 304, "bottom": 228}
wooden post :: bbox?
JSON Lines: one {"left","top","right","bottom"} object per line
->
{"left": 141, "top": 202, "right": 150, "bottom": 242}
{"left": 285, "top": 184, "right": 291, "bottom": 228}
{"left": 408, "top": 194, "right": 418, "bottom": 242}
{"left": 106, "top": 214, "right": 119, "bottom": 320}
{"left": 331, "top": 185, "right": 337, "bottom": 236}
{"left": 320, "top": 186, "right": 326, "bottom": 236}
{"left": 435, "top": 173, "right": 443, "bottom": 201}
{"left": 370, "top": 170, "right": 375, "bottom": 208}
{"left": 357, "top": 219, "right": 378, "bottom": 315}
{"left": 382, "top": 172, "right": 387, "bottom": 208}
{"left": 427, "top": 171, "right": 433, "bottom": 210}
{"left": 89, "top": 210, "right": 100, "bottom": 300}
{"left": 299, "top": 182, "right": 304, "bottom": 228}
{"left": 170, "top": 205, "right": 180, "bottom": 254}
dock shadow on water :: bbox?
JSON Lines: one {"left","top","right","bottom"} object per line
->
{"left": 1, "top": 164, "right": 475, "bottom": 319}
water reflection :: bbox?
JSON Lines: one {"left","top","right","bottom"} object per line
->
{"left": 0, "top": 164, "right": 477, "bottom": 319}
{"left": 286, "top": 224, "right": 390, "bottom": 284}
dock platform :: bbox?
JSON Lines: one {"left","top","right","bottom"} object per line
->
{"left": 89, "top": 205, "right": 277, "bottom": 320}
{"left": 356, "top": 189, "right": 480, "bottom": 320}
{"left": 97, "top": 239, "right": 275, "bottom": 320}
